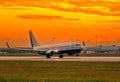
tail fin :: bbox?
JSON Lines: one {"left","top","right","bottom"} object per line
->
{"left": 6, "top": 41, "right": 10, "bottom": 48}
{"left": 29, "top": 30, "right": 39, "bottom": 47}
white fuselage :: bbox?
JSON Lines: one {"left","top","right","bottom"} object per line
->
{"left": 33, "top": 42, "right": 83, "bottom": 53}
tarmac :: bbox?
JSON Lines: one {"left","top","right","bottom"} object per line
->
{"left": 0, "top": 56, "right": 120, "bottom": 61}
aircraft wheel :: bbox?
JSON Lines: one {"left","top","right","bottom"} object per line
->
{"left": 59, "top": 55, "right": 63, "bottom": 58}
{"left": 76, "top": 54, "right": 79, "bottom": 56}
{"left": 46, "top": 55, "right": 51, "bottom": 59}
{"left": 76, "top": 53, "right": 79, "bottom": 56}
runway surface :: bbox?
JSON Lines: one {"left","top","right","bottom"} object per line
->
{"left": 0, "top": 56, "right": 120, "bottom": 61}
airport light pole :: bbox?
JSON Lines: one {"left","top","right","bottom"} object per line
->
{"left": 95, "top": 35, "right": 98, "bottom": 47}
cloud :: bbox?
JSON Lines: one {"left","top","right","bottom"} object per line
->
{"left": 17, "top": 14, "right": 80, "bottom": 21}
{"left": 3, "top": 7, "right": 32, "bottom": 10}
{"left": 96, "top": 20, "right": 120, "bottom": 22}
{"left": 51, "top": 1, "right": 120, "bottom": 16}
{"left": 0, "top": 0, "right": 120, "bottom": 16}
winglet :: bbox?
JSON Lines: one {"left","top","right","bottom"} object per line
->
{"left": 6, "top": 41, "right": 10, "bottom": 48}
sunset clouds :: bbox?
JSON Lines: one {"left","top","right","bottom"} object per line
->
{"left": 0, "top": 0, "right": 120, "bottom": 47}
{"left": 0, "top": 0, "right": 120, "bottom": 16}
{"left": 17, "top": 14, "right": 80, "bottom": 21}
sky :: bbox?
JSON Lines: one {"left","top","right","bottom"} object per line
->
{"left": 0, "top": 0, "right": 120, "bottom": 47}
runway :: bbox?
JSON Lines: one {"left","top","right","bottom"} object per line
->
{"left": 0, "top": 56, "right": 120, "bottom": 61}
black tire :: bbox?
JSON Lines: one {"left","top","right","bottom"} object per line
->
{"left": 59, "top": 55, "right": 63, "bottom": 58}
{"left": 76, "top": 53, "right": 79, "bottom": 56}
{"left": 46, "top": 55, "right": 51, "bottom": 59}
{"left": 76, "top": 54, "right": 79, "bottom": 56}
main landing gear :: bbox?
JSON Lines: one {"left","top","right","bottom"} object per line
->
{"left": 46, "top": 54, "right": 51, "bottom": 59}
{"left": 76, "top": 53, "right": 79, "bottom": 56}
{"left": 59, "top": 54, "right": 63, "bottom": 58}
{"left": 46, "top": 54, "right": 63, "bottom": 59}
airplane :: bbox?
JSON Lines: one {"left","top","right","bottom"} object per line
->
{"left": 29, "top": 30, "right": 83, "bottom": 58}
{"left": 1, "top": 31, "right": 83, "bottom": 57}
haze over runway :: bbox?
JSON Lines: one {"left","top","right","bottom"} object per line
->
{"left": 0, "top": 57, "right": 120, "bottom": 61}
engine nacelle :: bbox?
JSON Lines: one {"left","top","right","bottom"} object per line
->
{"left": 46, "top": 50, "right": 54, "bottom": 56}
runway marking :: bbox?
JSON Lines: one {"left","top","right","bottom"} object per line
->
{"left": 0, "top": 57, "right": 120, "bottom": 61}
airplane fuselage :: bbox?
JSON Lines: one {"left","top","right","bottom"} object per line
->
{"left": 33, "top": 42, "right": 83, "bottom": 55}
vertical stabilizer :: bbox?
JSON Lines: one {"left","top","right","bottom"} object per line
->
{"left": 29, "top": 30, "right": 39, "bottom": 47}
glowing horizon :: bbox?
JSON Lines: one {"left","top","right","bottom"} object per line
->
{"left": 0, "top": 0, "right": 120, "bottom": 47}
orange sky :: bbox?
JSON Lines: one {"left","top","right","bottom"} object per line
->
{"left": 0, "top": 0, "right": 120, "bottom": 47}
